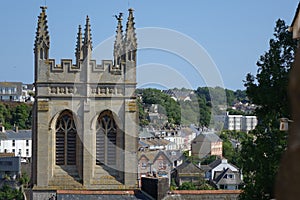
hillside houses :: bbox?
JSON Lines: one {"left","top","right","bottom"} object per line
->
{"left": 162, "top": 89, "right": 194, "bottom": 102}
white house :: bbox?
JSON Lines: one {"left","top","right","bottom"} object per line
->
{"left": 0, "top": 82, "right": 34, "bottom": 102}
{"left": 207, "top": 158, "right": 243, "bottom": 190}
{"left": 0, "top": 126, "right": 32, "bottom": 162}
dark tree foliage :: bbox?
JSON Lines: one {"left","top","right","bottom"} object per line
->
{"left": 234, "top": 90, "right": 247, "bottom": 102}
{"left": 226, "top": 108, "right": 245, "bottom": 115}
{"left": 0, "top": 102, "right": 32, "bottom": 130}
{"left": 225, "top": 89, "right": 235, "bottom": 106}
{"left": 137, "top": 98, "right": 149, "bottom": 126}
{"left": 239, "top": 19, "right": 297, "bottom": 200}
{"left": 178, "top": 182, "right": 196, "bottom": 190}
{"left": 0, "top": 184, "right": 23, "bottom": 200}
{"left": 137, "top": 88, "right": 181, "bottom": 125}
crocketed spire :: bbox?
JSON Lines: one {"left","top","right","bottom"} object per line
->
{"left": 83, "top": 15, "right": 92, "bottom": 59}
{"left": 114, "top": 13, "right": 124, "bottom": 66}
{"left": 75, "top": 25, "right": 83, "bottom": 65}
{"left": 34, "top": 6, "right": 50, "bottom": 59}
{"left": 125, "top": 8, "right": 137, "bottom": 61}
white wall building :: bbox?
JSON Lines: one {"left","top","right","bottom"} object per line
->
{"left": 224, "top": 113, "right": 257, "bottom": 132}
{"left": 0, "top": 127, "right": 31, "bottom": 161}
{"left": 225, "top": 115, "right": 243, "bottom": 131}
{"left": 242, "top": 116, "right": 258, "bottom": 132}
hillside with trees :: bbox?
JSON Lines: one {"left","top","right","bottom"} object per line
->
{"left": 137, "top": 87, "right": 248, "bottom": 128}
{"left": 0, "top": 87, "right": 247, "bottom": 131}
{"left": 0, "top": 102, "right": 32, "bottom": 130}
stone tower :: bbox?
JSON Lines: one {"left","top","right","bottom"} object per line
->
{"left": 32, "top": 6, "right": 138, "bottom": 191}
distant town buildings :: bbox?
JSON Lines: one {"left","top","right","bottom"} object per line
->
{"left": 162, "top": 89, "right": 193, "bottom": 102}
{"left": 215, "top": 112, "right": 258, "bottom": 132}
{"left": 0, "top": 82, "right": 34, "bottom": 102}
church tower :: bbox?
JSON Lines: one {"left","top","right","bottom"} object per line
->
{"left": 32, "top": 6, "right": 138, "bottom": 193}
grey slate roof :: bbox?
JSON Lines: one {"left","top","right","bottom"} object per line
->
{"left": 193, "top": 132, "right": 222, "bottom": 143}
{"left": 0, "top": 157, "right": 21, "bottom": 172}
{"left": 164, "top": 150, "right": 184, "bottom": 162}
{"left": 175, "top": 161, "right": 203, "bottom": 174}
{"left": 0, "top": 130, "right": 31, "bottom": 140}
{"left": 139, "top": 130, "right": 155, "bottom": 139}
{"left": 213, "top": 168, "right": 242, "bottom": 186}
{"left": 208, "top": 159, "right": 222, "bottom": 169}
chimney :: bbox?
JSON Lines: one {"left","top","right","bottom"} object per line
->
{"left": 14, "top": 125, "right": 18, "bottom": 133}
{"left": 13, "top": 124, "right": 18, "bottom": 133}
{"left": 0, "top": 124, "right": 5, "bottom": 133}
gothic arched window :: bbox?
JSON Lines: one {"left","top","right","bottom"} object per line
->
{"left": 55, "top": 111, "right": 77, "bottom": 165}
{"left": 96, "top": 110, "right": 117, "bottom": 166}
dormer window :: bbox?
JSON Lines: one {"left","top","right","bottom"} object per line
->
{"left": 224, "top": 173, "right": 234, "bottom": 179}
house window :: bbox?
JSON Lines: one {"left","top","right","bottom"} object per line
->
{"left": 228, "top": 174, "right": 234, "bottom": 179}
{"left": 96, "top": 110, "right": 117, "bottom": 166}
{"left": 55, "top": 111, "right": 77, "bottom": 166}
{"left": 26, "top": 149, "right": 29, "bottom": 156}
{"left": 26, "top": 140, "right": 29, "bottom": 146}
{"left": 141, "top": 162, "right": 147, "bottom": 169}
{"left": 158, "top": 161, "right": 166, "bottom": 170}
{"left": 224, "top": 173, "right": 234, "bottom": 179}
{"left": 12, "top": 149, "right": 15, "bottom": 154}
{"left": 18, "top": 149, "right": 21, "bottom": 156}
{"left": 12, "top": 140, "right": 15, "bottom": 147}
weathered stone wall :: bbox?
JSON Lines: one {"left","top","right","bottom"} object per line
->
{"left": 31, "top": 190, "right": 56, "bottom": 200}
{"left": 166, "top": 190, "right": 241, "bottom": 200}
{"left": 31, "top": 189, "right": 241, "bottom": 200}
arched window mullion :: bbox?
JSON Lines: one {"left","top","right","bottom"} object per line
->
{"left": 96, "top": 110, "right": 117, "bottom": 166}
{"left": 55, "top": 111, "right": 77, "bottom": 166}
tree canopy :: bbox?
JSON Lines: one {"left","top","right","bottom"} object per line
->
{"left": 0, "top": 102, "right": 32, "bottom": 130}
{"left": 239, "top": 19, "right": 297, "bottom": 200}
{"left": 137, "top": 87, "right": 248, "bottom": 128}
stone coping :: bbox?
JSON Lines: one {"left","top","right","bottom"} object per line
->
{"left": 171, "top": 190, "right": 242, "bottom": 195}
{"left": 57, "top": 189, "right": 137, "bottom": 195}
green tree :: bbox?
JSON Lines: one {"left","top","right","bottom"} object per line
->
{"left": 234, "top": 89, "right": 247, "bottom": 102}
{"left": 137, "top": 98, "right": 149, "bottom": 126}
{"left": 178, "top": 182, "right": 196, "bottom": 190}
{"left": 12, "top": 104, "right": 32, "bottom": 129}
{"left": 226, "top": 89, "right": 235, "bottom": 106}
{"left": 138, "top": 88, "right": 181, "bottom": 125}
{"left": 0, "top": 184, "right": 23, "bottom": 200}
{"left": 200, "top": 155, "right": 217, "bottom": 165}
{"left": 226, "top": 108, "right": 245, "bottom": 115}
{"left": 239, "top": 19, "right": 297, "bottom": 200}
{"left": 19, "top": 172, "right": 30, "bottom": 188}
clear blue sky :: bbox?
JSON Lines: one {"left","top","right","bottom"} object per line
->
{"left": 0, "top": 1, "right": 298, "bottom": 90}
